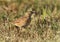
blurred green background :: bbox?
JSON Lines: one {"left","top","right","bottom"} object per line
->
{"left": 0, "top": 0, "right": 60, "bottom": 42}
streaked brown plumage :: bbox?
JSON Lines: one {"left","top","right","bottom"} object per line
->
{"left": 12, "top": 8, "right": 36, "bottom": 28}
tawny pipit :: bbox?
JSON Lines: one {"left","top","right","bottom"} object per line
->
{"left": 12, "top": 8, "right": 36, "bottom": 28}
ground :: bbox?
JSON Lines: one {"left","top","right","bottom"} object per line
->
{"left": 0, "top": 0, "right": 60, "bottom": 42}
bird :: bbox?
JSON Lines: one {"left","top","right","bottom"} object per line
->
{"left": 11, "top": 8, "right": 36, "bottom": 29}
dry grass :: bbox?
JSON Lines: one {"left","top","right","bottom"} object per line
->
{"left": 0, "top": 0, "right": 60, "bottom": 42}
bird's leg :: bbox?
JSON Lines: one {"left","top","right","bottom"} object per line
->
{"left": 15, "top": 26, "right": 20, "bottom": 33}
{"left": 20, "top": 27, "right": 22, "bottom": 30}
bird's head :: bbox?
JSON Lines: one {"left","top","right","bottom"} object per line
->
{"left": 25, "top": 7, "right": 37, "bottom": 17}
{"left": 27, "top": 8, "right": 36, "bottom": 15}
